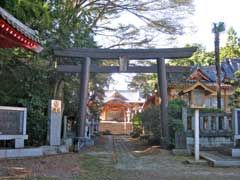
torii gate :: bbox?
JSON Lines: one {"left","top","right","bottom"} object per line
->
{"left": 54, "top": 47, "right": 197, "bottom": 148}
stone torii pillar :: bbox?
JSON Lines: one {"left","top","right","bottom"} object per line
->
{"left": 157, "top": 58, "right": 170, "bottom": 146}
{"left": 75, "top": 57, "right": 91, "bottom": 150}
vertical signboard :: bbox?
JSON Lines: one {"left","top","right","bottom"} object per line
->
{"left": 48, "top": 100, "right": 62, "bottom": 146}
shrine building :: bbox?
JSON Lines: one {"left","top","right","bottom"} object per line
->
{"left": 99, "top": 90, "right": 145, "bottom": 134}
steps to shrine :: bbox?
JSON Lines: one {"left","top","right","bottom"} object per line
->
{"left": 99, "top": 121, "right": 133, "bottom": 135}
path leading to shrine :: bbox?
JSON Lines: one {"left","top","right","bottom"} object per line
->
{"left": 1, "top": 135, "right": 240, "bottom": 180}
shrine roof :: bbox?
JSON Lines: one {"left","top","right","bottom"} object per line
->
{"left": 0, "top": 7, "right": 43, "bottom": 53}
{"left": 168, "top": 59, "right": 240, "bottom": 86}
{"left": 180, "top": 81, "right": 215, "bottom": 95}
{"left": 189, "top": 65, "right": 225, "bottom": 82}
{"left": 104, "top": 90, "right": 145, "bottom": 103}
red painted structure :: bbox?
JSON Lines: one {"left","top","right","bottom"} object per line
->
{"left": 0, "top": 7, "right": 42, "bottom": 53}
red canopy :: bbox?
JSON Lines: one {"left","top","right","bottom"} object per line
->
{"left": 0, "top": 7, "right": 43, "bottom": 53}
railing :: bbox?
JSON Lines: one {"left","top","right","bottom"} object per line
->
{"left": 182, "top": 108, "right": 232, "bottom": 137}
{"left": 179, "top": 108, "right": 234, "bottom": 149}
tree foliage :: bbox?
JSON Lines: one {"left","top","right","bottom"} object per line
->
{"left": 73, "top": 0, "right": 194, "bottom": 47}
{"left": 128, "top": 73, "right": 157, "bottom": 97}
{"left": 220, "top": 27, "right": 240, "bottom": 59}
{"left": 169, "top": 44, "right": 215, "bottom": 66}
{"left": 0, "top": 1, "right": 101, "bottom": 145}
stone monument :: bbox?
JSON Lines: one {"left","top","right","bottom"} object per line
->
{"left": 48, "top": 100, "right": 62, "bottom": 146}
{"left": 0, "top": 106, "right": 28, "bottom": 148}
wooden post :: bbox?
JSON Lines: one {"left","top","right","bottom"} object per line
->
{"left": 104, "top": 109, "right": 108, "bottom": 121}
{"left": 157, "top": 58, "right": 170, "bottom": 146}
{"left": 194, "top": 109, "right": 200, "bottom": 161}
{"left": 78, "top": 57, "right": 91, "bottom": 138}
{"left": 224, "top": 89, "right": 227, "bottom": 112}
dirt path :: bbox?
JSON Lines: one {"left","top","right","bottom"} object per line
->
{"left": 111, "top": 135, "right": 240, "bottom": 180}
{"left": 0, "top": 135, "right": 240, "bottom": 180}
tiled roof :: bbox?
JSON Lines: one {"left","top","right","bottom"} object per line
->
{"left": 104, "top": 90, "right": 145, "bottom": 103}
{"left": 167, "top": 70, "right": 191, "bottom": 84}
{"left": 221, "top": 58, "right": 240, "bottom": 80}
{"left": 177, "top": 59, "right": 240, "bottom": 84}
{"left": 0, "top": 7, "right": 41, "bottom": 44}
{"left": 193, "top": 66, "right": 224, "bottom": 82}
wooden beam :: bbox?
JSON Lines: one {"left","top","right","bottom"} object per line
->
{"left": 54, "top": 47, "right": 197, "bottom": 59}
{"left": 57, "top": 64, "right": 191, "bottom": 73}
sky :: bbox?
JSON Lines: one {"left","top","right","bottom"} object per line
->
{"left": 107, "top": 0, "right": 240, "bottom": 90}
{"left": 178, "top": 0, "right": 240, "bottom": 51}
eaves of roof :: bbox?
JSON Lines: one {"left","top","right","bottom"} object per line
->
{"left": 0, "top": 7, "right": 41, "bottom": 44}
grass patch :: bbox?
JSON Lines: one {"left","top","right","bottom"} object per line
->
{"left": 74, "top": 153, "right": 126, "bottom": 180}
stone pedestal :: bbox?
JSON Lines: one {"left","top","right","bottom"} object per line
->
{"left": 0, "top": 134, "right": 28, "bottom": 148}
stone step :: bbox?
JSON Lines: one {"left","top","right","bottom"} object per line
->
{"left": 99, "top": 122, "right": 133, "bottom": 134}
{"left": 201, "top": 151, "right": 240, "bottom": 167}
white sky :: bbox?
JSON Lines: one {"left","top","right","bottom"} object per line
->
{"left": 178, "top": 0, "right": 240, "bottom": 51}
{"left": 106, "top": 0, "right": 240, "bottom": 90}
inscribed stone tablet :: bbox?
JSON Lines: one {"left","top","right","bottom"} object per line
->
{"left": 0, "top": 110, "right": 22, "bottom": 134}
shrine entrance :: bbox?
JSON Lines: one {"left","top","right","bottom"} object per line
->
{"left": 53, "top": 47, "right": 196, "bottom": 149}
{"left": 99, "top": 90, "right": 144, "bottom": 135}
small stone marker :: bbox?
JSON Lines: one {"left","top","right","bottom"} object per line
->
{"left": 48, "top": 100, "right": 62, "bottom": 146}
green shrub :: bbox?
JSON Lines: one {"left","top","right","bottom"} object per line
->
{"left": 139, "top": 105, "right": 161, "bottom": 143}
{"left": 131, "top": 113, "right": 142, "bottom": 138}
{"left": 135, "top": 99, "right": 188, "bottom": 147}
{"left": 168, "top": 99, "right": 186, "bottom": 147}
{"left": 132, "top": 113, "right": 141, "bottom": 130}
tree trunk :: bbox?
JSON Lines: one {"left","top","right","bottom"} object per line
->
{"left": 214, "top": 32, "right": 221, "bottom": 108}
